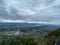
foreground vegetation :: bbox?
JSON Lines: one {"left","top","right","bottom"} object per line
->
{"left": 0, "top": 28, "right": 60, "bottom": 45}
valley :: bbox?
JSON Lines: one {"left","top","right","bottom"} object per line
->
{"left": 0, "top": 23, "right": 59, "bottom": 45}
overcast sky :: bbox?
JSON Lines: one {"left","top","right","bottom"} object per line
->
{"left": 0, "top": 0, "right": 60, "bottom": 24}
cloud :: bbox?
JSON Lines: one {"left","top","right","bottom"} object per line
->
{"left": 0, "top": 19, "right": 26, "bottom": 23}
{"left": 0, "top": 0, "right": 60, "bottom": 24}
{"left": 0, "top": 19, "right": 54, "bottom": 24}
{"left": 18, "top": 8, "right": 36, "bottom": 15}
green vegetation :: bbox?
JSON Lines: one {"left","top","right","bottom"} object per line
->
{"left": 0, "top": 37, "right": 38, "bottom": 45}
{"left": 0, "top": 28, "right": 60, "bottom": 45}
{"left": 41, "top": 28, "right": 60, "bottom": 45}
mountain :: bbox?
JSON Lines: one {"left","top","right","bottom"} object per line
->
{"left": 0, "top": 23, "right": 40, "bottom": 27}
{"left": 0, "top": 23, "right": 59, "bottom": 30}
{"left": 0, "top": 22, "right": 59, "bottom": 27}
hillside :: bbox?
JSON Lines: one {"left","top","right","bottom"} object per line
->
{"left": 0, "top": 27, "right": 60, "bottom": 45}
{"left": 0, "top": 28, "right": 60, "bottom": 45}
{"left": 37, "top": 28, "right": 60, "bottom": 45}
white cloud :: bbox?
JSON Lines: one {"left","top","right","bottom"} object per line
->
{"left": 1, "top": 19, "right": 55, "bottom": 24}
{"left": 1, "top": 19, "right": 26, "bottom": 23}
{"left": 0, "top": 0, "right": 60, "bottom": 24}
{"left": 18, "top": 8, "right": 36, "bottom": 15}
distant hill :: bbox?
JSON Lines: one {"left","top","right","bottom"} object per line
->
{"left": 0, "top": 23, "right": 59, "bottom": 31}
{"left": 0, "top": 23, "right": 41, "bottom": 27}
{"left": 0, "top": 22, "right": 59, "bottom": 27}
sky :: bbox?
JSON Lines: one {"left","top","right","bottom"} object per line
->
{"left": 0, "top": 0, "right": 60, "bottom": 24}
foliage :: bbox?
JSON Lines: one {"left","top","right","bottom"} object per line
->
{"left": 0, "top": 28, "right": 60, "bottom": 45}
